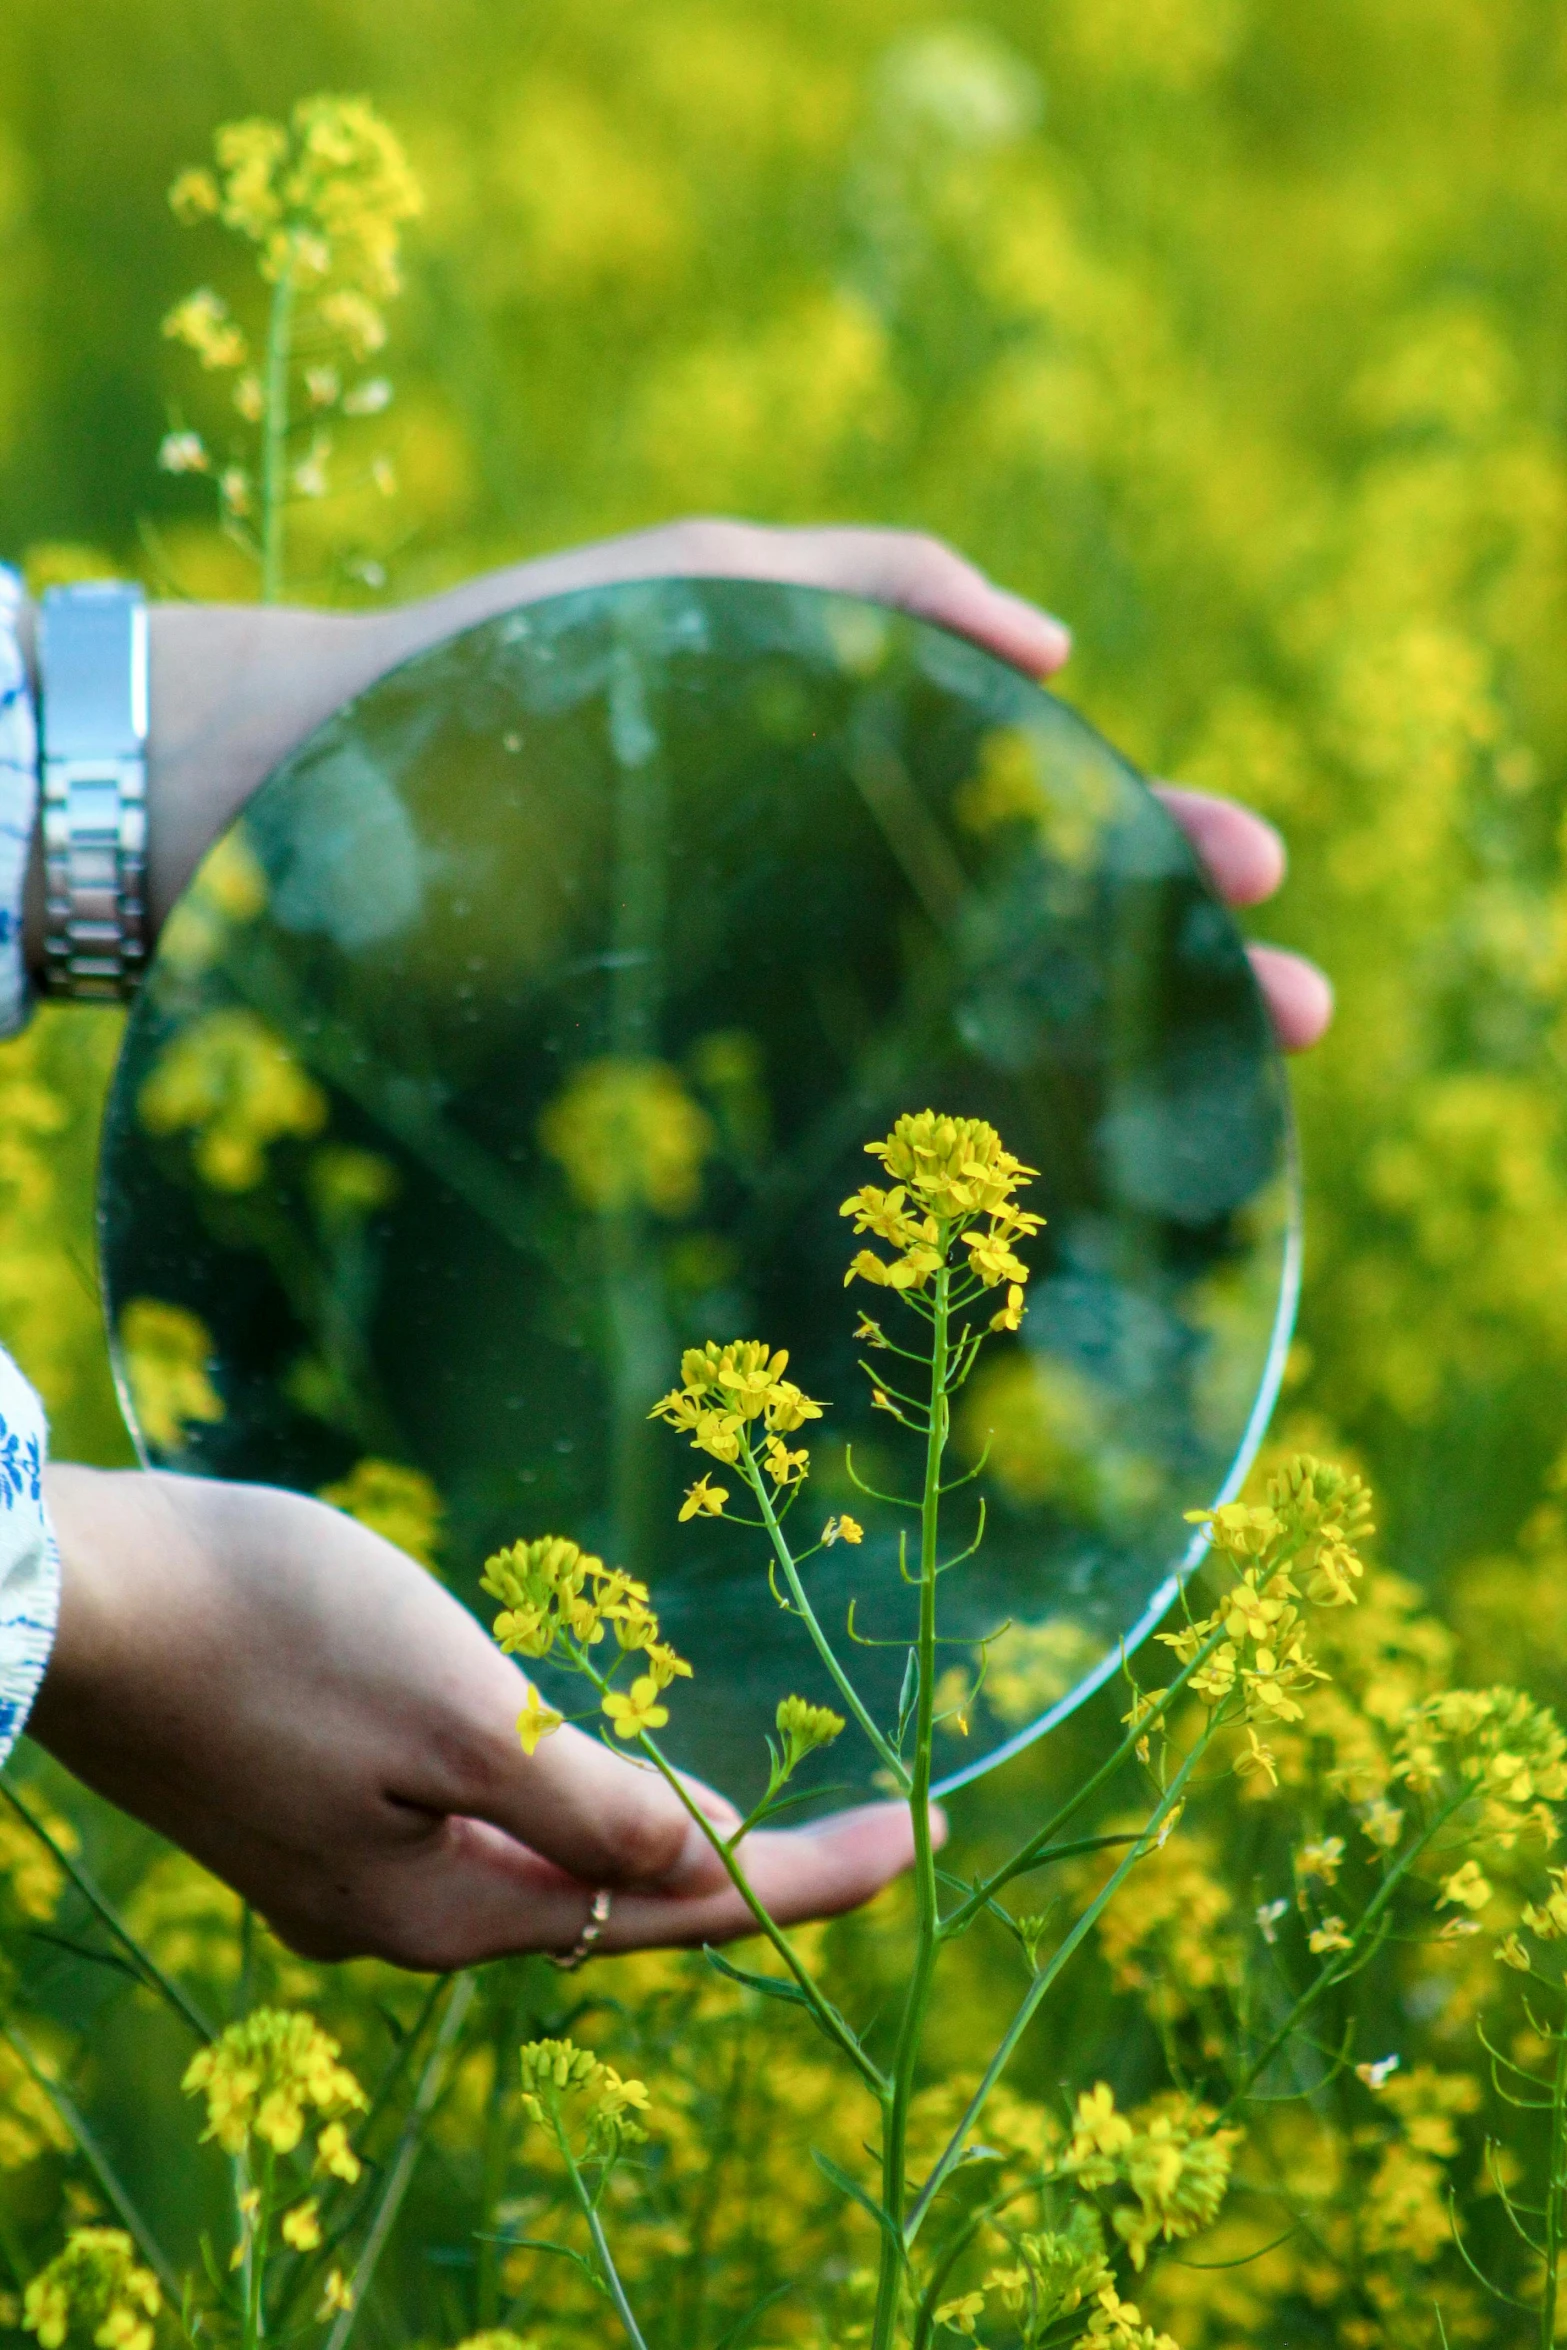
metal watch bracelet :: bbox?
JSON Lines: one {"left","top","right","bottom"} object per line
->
{"left": 40, "top": 581, "right": 149, "bottom": 1002}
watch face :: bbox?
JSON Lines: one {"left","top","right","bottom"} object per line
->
{"left": 98, "top": 578, "right": 1297, "bottom": 1808}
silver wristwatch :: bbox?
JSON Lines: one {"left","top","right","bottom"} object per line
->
{"left": 39, "top": 581, "right": 149, "bottom": 1001}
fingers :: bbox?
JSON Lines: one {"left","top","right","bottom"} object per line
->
{"left": 1152, "top": 785, "right": 1284, "bottom": 908}
{"left": 747, "top": 525, "right": 1072, "bottom": 677}
{"left": 1246, "top": 944, "right": 1335, "bottom": 1054}
{"left": 1151, "top": 784, "right": 1332, "bottom": 1054}
{"left": 455, "top": 1711, "right": 715, "bottom": 1891}
{"left": 290, "top": 1800, "right": 935, "bottom": 1971}
{"left": 602, "top": 1799, "right": 940, "bottom": 1951}
{"left": 451, "top": 520, "right": 1074, "bottom": 681}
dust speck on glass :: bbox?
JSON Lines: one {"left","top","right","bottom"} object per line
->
{"left": 98, "top": 579, "right": 1298, "bottom": 1806}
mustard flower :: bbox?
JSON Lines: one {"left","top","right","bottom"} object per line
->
{"left": 679, "top": 1474, "right": 729, "bottom": 1521}
{"left": 602, "top": 1677, "right": 670, "bottom": 1739}
{"left": 776, "top": 1695, "right": 845, "bottom": 1768}
{"left": 182, "top": 2009, "right": 365, "bottom": 2161}
{"left": 516, "top": 1687, "right": 563, "bottom": 1756}
{"left": 22, "top": 2233, "right": 160, "bottom": 2350}
{"left": 281, "top": 2200, "right": 321, "bottom": 2251}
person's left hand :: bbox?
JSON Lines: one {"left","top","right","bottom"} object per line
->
{"left": 33, "top": 1465, "right": 936, "bottom": 1971}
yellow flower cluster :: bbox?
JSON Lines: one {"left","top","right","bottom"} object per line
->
{"left": 22, "top": 2230, "right": 160, "bottom": 2350}
{"left": 1392, "top": 1685, "right": 1567, "bottom": 1847}
{"left": 480, "top": 1536, "right": 691, "bottom": 1748}
{"left": 979, "top": 2203, "right": 1111, "bottom": 2339}
{"left": 518, "top": 2038, "right": 652, "bottom": 2156}
{"left": 169, "top": 96, "right": 422, "bottom": 302}
{"left": 775, "top": 1694, "right": 845, "bottom": 1770}
{"left": 0, "top": 2039, "right": 72, "bottom": 2174}
{"left": 650, "top": 1339, "right": 824, "bottom": 1517}
{"left": 1360, "top": 2067, "right": 1482, "bottom": 2263}
{"left": 318, "top": 1456, "right": 445, "bottom": 1574}
{"left": 537, "top": 1056, "right": 714, "bottom": 1220}
{"left": 137, "top": 1009, "right": 326, "bottom": 1193}
{"left": 181, "top": 2009, "right": 366, "bottom": 2166}
{"left": 117, "top": 1299, "right": 224, "bottom": 1455}
{"left": 1057, "top": 2084, "right": 1241, "bottom": 2271}
{"left": 1076, "top": 1821, "right": 1238, "bottom": 2023}
{"left": 840, "top": 1110, "right": 1042, "bottom": 1329}
{"left": 1160, "top": 1456, "right": 1376, "bottom": 1785}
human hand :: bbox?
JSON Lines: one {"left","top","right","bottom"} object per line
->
{"left": 32, "top": 1464, "right": 930, "bottom": 1971}
{"left": 403, "top": 520, "right": 1333, "bottom": 1054}
{"left": 137, "top": 519, "right": 1330, "bottom": 1051}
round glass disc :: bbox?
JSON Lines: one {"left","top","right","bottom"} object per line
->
{"left": 98, "top": 578, "right": 1297, "bottom": 1808}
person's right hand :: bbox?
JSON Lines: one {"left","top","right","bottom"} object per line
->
{"left": 34, "top": 1463, "right": 931, "bottom": 1972}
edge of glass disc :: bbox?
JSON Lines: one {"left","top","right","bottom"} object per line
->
{"left": 931, "top": 1102, "right": 1302, "bottom": 1798}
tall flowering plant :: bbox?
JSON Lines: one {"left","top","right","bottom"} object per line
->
{"left": 477, "top": 1110, "right": 1564, "bottom": 2349}
{"left": 157, "top": 97, "right": 422, "bottom": 600}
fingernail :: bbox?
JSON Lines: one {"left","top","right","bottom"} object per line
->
{"left": 992, "top": 587, "right": 1072, "bottom": 670}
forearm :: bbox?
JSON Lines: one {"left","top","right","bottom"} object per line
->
{"left": 15, "top": 545, "right": 657, "bottom": 970}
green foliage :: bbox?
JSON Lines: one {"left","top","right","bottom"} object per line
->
{"left": 4, "top": 4, "right": 1567, "bottom": 2345}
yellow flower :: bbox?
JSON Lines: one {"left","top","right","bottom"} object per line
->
{"left": 1296, "top": 1835, "right": 1346, "bottom": 1884}
{"left": 641, "top": 1642, "right": 693, "bottom": 1691}
{"left": 316, "top": 2271, "right": 353, "bottom": 2320}
{"left": 281, "top": 2199, "right": 322, "bottom": 2251}
{"left": 168, "top": 167, "right": 220, "bottom": 221}
{"left": 22, "top": 2233, "right": 160, "bottom": 2350}
{"left": 138, "top": 1008, "right": 326, "bottom": 1192}
{"left": 1233, "top": 1727, "right": 1279, "bottom": 1787}
{"left": 317, "top": 1457, "right": 442, "bottom": 1571}
{"left": 990, "top": 1281, "right": 1026, "bottom": 1332}
{"left": 602, "top": 1678, "right": 670, "bottom": 1739}
{"left": 162, "top": 287, "right": 248, "bottom": 369}
{"left": 316, "top": 2120, "right": 362, "bottom": 2183}
{"left": 822, "top": 1514, "right": 864, "bottom": 1545}
{"left": 1497, "top": 1932, "right": 1532, "bottom": 1971}
{"left": 516, "top": 1688, "right": 564, "bottom": 1756}
{"left": 538, "top": 1057, "right": 713, "bottom": 1218}
{"left": 933, "top": 2291, "right": 986, "bottom": 2335}
{"left": 118, "top": 1299, "right": 225, "bottom": 1455}
{"left": 596, "top": 2068, "right": 651, "bottom": 2118}
{"left": 678, "top": 1474, "right": 729, "bottom": 1521}
{"left": 157, "top": 429, "right": 209, "bottom": 475}
{"left": 1436, "top": 1858, "right": 1492, "bottom": 1912}
{"left": 255, "top": 2089, "right": 304, "bottom": 2152}
{"left": 776, "top": 1694, "right": 846, "bottom": 1766}
{"left": 1308, "top": 1915, "right": 1353, "bottom": 1953}
{"left": 183, "top": 2010, "right": 365, "bottom": 2159}
{"left": 762, "top": 1435, "right": 809, "bottom": 1486}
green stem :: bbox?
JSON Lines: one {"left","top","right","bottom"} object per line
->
{"left": 1214, "top": 1793, "right": 1468, "bottom": 2126}
{"left": 636, "top": 1729, "right": 885, "bottom": 2094}
{"left": 244, "top": 2154, "right": 272, "bottom": 2350}
{"left": 259, "top": 260, "right": 296, "bottom": 604}
{"left": 324, "top": 1973, "right": 477, "bottom": 2350}
{"left": 1544, "top": 2004, "right": 1567, "bottom": 2350}
{"left": 871, "top": 1264, "right": 951, "bottom": 2350}
{"left": 742, "top": 1446, "right": 909, "bottom": 1790}
{"left": 0, "top": 2023, "right": 183, "bottom": 2310}
{"left": 907, "top": 1736, "right": 1209, "bottom": 2248}
{"left": 476, "top": 1979, "right": 522, "bottom": 2329}
{"left": 554, "top": 2115, "right": 650, "bottom": 2350}
{"left": 0, "top": 1783, "right": 214, "bottom": 2041}
{"left": 939, "top": 1621, "right": 1230, "bottom": 1937}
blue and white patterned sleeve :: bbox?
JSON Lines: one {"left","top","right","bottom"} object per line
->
{"left": 0, "top": 1347, "right": 59, "bottom": 1764}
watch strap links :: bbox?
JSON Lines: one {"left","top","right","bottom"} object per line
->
{"left": 40, "top": 581, "right": 149, "bottom": 1003}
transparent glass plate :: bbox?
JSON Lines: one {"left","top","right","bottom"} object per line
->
{"left": 98, "top": 579, "right": 1298, "bottom": 1809}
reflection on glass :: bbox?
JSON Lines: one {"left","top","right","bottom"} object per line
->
{"left": 99, "top": 579, "right": 1298, "bottom": 1807}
